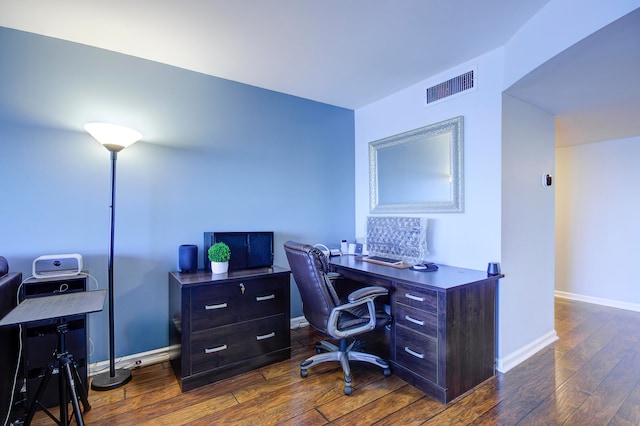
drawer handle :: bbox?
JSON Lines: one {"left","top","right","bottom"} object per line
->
{"left": 404, "top": 346, "right": 425, "bottom": 359}
{"left": 256, "top": 332, "right": 275, "bottom": 340}
{"left": 205, "top": 303, "right": 228, "bottom": 310}
{"left": 204, "top": 344, "right": 228, "bottom": 354}
{"left": 256, "top": 294, "right": 275, "bottom": 302}
{"left": 405, "top": 315, "right": 424, "bottom": 326}
{"left": 405, "top": 293, "right": 425, "bottom": 302}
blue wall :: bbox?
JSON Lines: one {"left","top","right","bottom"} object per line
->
{"left": 0, "top": 27, "right": 355, "bottom": 362}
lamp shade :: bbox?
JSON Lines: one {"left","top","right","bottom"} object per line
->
{"left": 84, "top": 123, "right": 143, "bottom": 152}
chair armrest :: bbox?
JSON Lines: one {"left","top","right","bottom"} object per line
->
{"left": 348, "top": 286, "right": 388, "bottom": 303}
{"left": 327, "top": 287, "right": 387, "bottom": 339}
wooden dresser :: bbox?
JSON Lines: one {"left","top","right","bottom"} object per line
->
{"left": 169, "top": 266, "right": 291, "bottom": 391}
{"left": 330, "top": 256, "right": 501, "bottom": 403}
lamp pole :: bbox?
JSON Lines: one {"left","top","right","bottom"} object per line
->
{"left": 84, "top": 123, "right": 142, "bottom": 391}
{"left": 91, "top": 149, "right": 132, "bottom": 390}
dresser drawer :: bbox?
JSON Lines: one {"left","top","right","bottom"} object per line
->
{"left": 394, "top": 324, "right": 437, "bottom": 382}
{"left": 191, "top": 277, "right": 287, "bottom": 331}
{"left": 191, "top": 314, "right": 289, "bottom": 374}
{"left": 395, "top": 303, "right": 437, "bottom": 338}
{"left": 394, "top": 283, "right": 437, "bottom": 314}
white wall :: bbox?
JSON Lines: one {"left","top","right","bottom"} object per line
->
{"left": 503, "top": 0, "right": 640, "bottom": 89}
{"left": 500, "top": 94, "right": 557, "bottom": 371}
{"left": 353, "top": 0, "right": 640, "bottom": 374}
{"left": 354, "top": 49, "right": 504, "bottom": 270}
{"left": 353, "top": 49, "right": 559, "bottom": 372}
{"left": 555, "top": 136, "right": 640, "bottom": 309}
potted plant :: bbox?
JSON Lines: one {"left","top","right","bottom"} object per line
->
{"left": 208, "top": 242, "right": 231, "bottom": 274}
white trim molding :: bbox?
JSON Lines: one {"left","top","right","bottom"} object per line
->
{"left": 555, "top": 291, "right": 640, "bottom": 313}
{"left": 89, "top": 317, "right": 311, "bottom": 375}
{"left": 496, "top": 330, "right": 558, "bottom": 373}
{"left": 290, "top": 315, "right": 309, "bottom": 329}
{"left": 89, "top": 345, "right": 178, "bottom": 376}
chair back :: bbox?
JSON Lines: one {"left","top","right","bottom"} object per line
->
{"left": 284, "top": 241, "right": 339, "bottom": 334}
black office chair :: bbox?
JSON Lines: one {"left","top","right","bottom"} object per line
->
{"left": 284, "top": 241, "right": 391, "bottom": 395}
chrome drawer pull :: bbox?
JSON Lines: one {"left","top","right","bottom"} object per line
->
{"left": 405, "top": 315, "right": 424, "bottom": 326}
{"left": 405, "top": 293, "right": 425, "bottom": 302}
{"left": 256, "top": 332, "right": 275, "bottom": 340}
{"left": 256, "top": 294, "right": 276, "bottom": 302}
{"left": 404, "top": 347, "right": 425, "bottom": 359}
{"left": 204, "top": 344, "right": 228, "bottom": 354}
{"left": 205, "top": 303, "right": 228, "bottom": 310}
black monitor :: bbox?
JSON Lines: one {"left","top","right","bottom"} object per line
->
{"left": 203, "top": 231, "right": 274, "bottom": 271}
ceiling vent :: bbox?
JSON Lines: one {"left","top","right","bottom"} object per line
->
{"left": 424, "top": 67, "right": 477, "bottom": 107}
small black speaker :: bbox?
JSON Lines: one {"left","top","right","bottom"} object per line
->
{"left": 0, "top": 256, "right": 7, "bottom": 277}
{"left": 178, "top": 245, "right": 198, "bottom": 272}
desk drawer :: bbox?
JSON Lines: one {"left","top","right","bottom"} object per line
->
{"left": 334, "top": 268, "right": 392, "bottom": 288}
{"left": 395, "top": 303, "right": 437, "bottom": 338}
{"left": 191, "top": 277, "right": 287, "bottom": 331}
{"left": 190, "top": 314, "right": 288, "bottom": 374}
{"left": 394, "top": 324, "right": 437, "bottom": 382}
{"left": 394, "top": 283, "right": 437, "bottom": 314}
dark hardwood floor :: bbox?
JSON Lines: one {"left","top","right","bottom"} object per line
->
{"left": 26, "top": 298, "right": 640, "bottom": 425}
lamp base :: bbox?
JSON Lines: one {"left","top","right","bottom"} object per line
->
{"left": 90, "top": 368, "right": 132, "bottom": 391}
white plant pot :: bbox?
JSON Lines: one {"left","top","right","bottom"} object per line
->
{"left": 211, "top": 261, "right": 229, "bottom": 274}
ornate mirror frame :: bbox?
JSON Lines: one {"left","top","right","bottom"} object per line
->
{"left": 369, "top": 116, "right": 464, "bottom": 213}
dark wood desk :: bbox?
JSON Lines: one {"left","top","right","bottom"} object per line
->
{"left": 330, "top": 256, "right": 502, "bottom": 403}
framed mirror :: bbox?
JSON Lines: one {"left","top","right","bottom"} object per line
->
{"left": 369, "top": 116, "right": 464, "bottom": 213}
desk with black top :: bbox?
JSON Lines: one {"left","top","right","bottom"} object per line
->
{"left": 329, "top": 256, "right": 502, "bottom": 403}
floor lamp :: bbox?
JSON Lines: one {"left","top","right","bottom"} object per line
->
{"left": 85, "top": 122, "right": 142, "bottom": 391}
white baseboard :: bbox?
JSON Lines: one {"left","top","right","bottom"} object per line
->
{"left": 555, "top": 290, "right": 640, "bottom": 312}
{"left": 90, "top": 317, "right": 310, "bottom": 375}
{"left": 495, "top": 292, "right": 639, "bottom": 375}
{"left": 89, "top": 345, "right": 178, "bottom": 376}
{"left": 290, "top": 315, "right": 309, "bottom": 329}
{"left": 496, "top": 330, "right": 558, "bottom": 373}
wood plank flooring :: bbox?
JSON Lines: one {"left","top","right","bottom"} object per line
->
{"left": 25, "top": 298, "right": 640, "bottom": 425}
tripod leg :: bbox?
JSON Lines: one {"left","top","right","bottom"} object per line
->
{"left": 59, "top": 359, "right": 69, "bottom": 426}
{"left": 61, "top": 359, "right": 85, "bottom": 426}
{"left": 24, "top": 365, "right": 54, "bottom": 426}
{"left": 70, "top": 359, "right": 91, "bottom": 412}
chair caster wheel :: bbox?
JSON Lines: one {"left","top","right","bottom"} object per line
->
{"left": 383, "top": 368, "right": 391, "bottom": 377}
{"left": 300, "top": 369, "right": 308, "bottom": 378}
{"left": 344, "top": 386, "right": 352, "bottom": 395}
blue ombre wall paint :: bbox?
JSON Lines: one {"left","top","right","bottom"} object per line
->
{"left": 0, "top": 27, "right": 355, "bottom": 363}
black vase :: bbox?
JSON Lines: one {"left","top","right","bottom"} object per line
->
{"left": 179, "top": 245, "right": 198, "bottom": 272}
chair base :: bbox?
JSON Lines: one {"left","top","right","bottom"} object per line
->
{"left": 300, "top": 338, "right": 391, "bottom": 395}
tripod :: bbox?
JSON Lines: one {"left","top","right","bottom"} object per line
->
{"left": 24, "top": 321, "right": 91, "bottom": 426}
{"left": 0, "top": 290, "right": 105, "bottom": 426}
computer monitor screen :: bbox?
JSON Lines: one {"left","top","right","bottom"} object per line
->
{"left": 203, "top": 231, "right": 274, "bottom": 271}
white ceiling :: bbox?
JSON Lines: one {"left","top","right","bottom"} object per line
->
{"left": 1, "top": 1, "right": 639, "bottom": 146}
{"left": 505, "top": 7, "right": 640, "bottom": 146}
{"left": 0, "top": 0, "right": 550, "bottom": 109}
